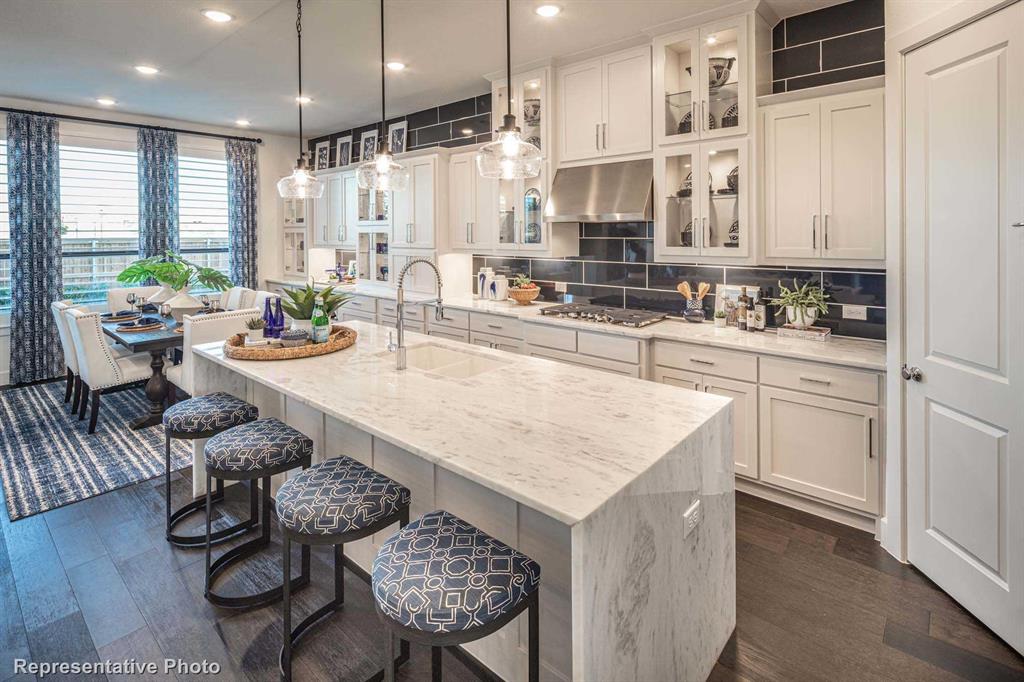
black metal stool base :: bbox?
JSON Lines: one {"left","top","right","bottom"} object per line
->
{"left": 205, "top": 474, "right": 310, "bottom": 611}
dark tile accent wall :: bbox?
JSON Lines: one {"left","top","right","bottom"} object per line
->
{"left": 473, "top": 223, "right": 887, "bottom": 340}
{"left": 308, "top": 93, "right": 493, "bottom": 167}
{"left": 771, "top": 0, "right": 884, "bottom": 94}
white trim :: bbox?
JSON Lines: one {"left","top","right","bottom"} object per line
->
{"left": 757, "top": 76, "right": 885, "bottom": 106}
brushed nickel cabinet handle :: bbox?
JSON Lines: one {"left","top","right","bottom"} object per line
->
{"left": 812, "top": 214, "right": 817, "bottom": 250}
{"left": 690, "top": 357, "right": 715, "bottom": 366}
{"left": 799, "top": 375, "right": 832, "bottom": 385}
{"left": 595, "top": 123, "right": 600, "bottom": 151}
{"left": 602, "top": 122, "right": 607, "bottom": 149}
{"left": 866, "top": 417, "right": 874, "bottom": 459}
{"left": 824, "top": 214, "right": 830, "bottom": 250}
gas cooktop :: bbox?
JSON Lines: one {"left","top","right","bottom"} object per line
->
{"left": 539, "top": 303, "right": 667, "bottom": 328}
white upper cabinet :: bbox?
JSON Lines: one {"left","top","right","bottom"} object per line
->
{"left": 311, "top": 171, "right": 356, "bottom": 249}
{"left": 340, "top": 172, "right": 358, "bottom": 248}
{"left": 492, "top": 68, "right": 550, "bottom": 159}
{"left": 283, "top": 197, "right": 307, "bottom": 228}
{"left": 762, "top": 89, "right": 884, "bottom": 262}
{"left": 654, "top": 17, "right": 749, "bottom": 147}
{"left": 391, "top": 155, "right": 443, "bottom": 250}
{"left": 448, "top": 151, "right": 496, "bottom": 251}
{"left": 558, "top": 46, "right": 652, "bottom": 163}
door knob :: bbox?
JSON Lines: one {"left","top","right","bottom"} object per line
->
{"left": 901, "top": 364, "right": 923, "bottom": 382}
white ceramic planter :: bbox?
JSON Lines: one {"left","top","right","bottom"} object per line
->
{"left": 167, "top": 286, "right": 204, "bottom": 322}
{"left": 785, "top": 305, "right": 819, "bottom": 329}
{"left": 147, "top": 284, "right": 177, "bottom": 305}
{"left": 714, "top": 316, "right": 727, "bottom": 328}
{"left": 290, "top": 319, "right": 313, "bottom": 333}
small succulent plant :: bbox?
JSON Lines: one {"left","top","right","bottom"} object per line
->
{"left": 245, "top": 316, "right": 266, "bottom": 330}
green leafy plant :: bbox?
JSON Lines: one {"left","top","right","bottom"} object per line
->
{"left": 769, "top": 279, "right": 829, "bottom": 314}
{"left": 280, "top": 284, "right": 350, "bottom": 321}
{"left": 245, "top": 316, "right": 266, "bottom": 330}
{"left": 714, "top": 309, "right": 727, "bottom": 319}
{"left": 117, "top": 251, "right": 233, "bottom": 292}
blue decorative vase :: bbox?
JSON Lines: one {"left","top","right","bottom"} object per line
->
{"left": 683, "top": 296, "right": 705, "bottom": 323}
{"left": 273, "top": 298, "right": 286, "bottom": 338}
{"left": 262, "top": 297, "right": 274, "bottom": 338}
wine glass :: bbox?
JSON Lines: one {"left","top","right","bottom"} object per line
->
{"left": 125, "top": 292, "right": 137, "bottom": 313}
{"left": 200, "top": 294, "right": 211, "bottom": 310}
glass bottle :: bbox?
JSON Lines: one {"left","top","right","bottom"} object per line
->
{"left": 311, "top": 295, "right": 330, "bottom": 344}
{"left": 273, "top": 297, "right": 285, "bottom": 338}
{"left": 262, "top": 296, "right": 273, "bottom": 338}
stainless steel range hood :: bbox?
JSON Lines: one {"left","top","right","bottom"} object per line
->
{"left": 545, "top": 159, "right": 653, "bottom": 222}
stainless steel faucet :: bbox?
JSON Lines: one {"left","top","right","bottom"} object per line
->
{"left": 390, "top": 258, "right": 444, "bottom": 370}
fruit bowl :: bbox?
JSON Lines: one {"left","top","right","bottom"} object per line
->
{"left": 508, "top": 287, "right": 540, "bottom": 305}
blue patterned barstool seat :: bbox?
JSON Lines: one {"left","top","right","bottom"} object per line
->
{"left": 275, "top": 457, "right": 412, "bottom": 681}
{"left": 161, "top": 392, "right": 259, "bottom": 548}
{"left": 372, "top": 510, "right": 541, "bottom": 682}
{"left": 202, "top": 418, "right": 313, "bottom": 610}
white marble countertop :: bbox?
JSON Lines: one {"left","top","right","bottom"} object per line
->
{"left": 194, "top": 320, "right": 731, "bottom": 526}
{"left": 263, "top": 278, "right": 887, "bottom": 371}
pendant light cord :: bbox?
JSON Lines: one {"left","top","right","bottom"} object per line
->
{"left": 506, "top": 0, "right": 512, "bottom": 118}
{"left": 296, "top": 0, "right": 304, "bottom": 159}
{"left": 380, "top": 0, "right": 386, "bottom": 146}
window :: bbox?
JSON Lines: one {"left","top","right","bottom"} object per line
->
{"left": 178, "top": 150, "right": 230, "bottom": 292}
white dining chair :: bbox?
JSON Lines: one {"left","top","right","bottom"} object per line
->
{"left": 219, "top": 286, "right": 256, "bottom": 311}
{"left": 107, "top": 286, "right": 161, "bottom": 314}
{"left": 50, "top": 300, "right": 85, "bottom": 412}
{"left": 165, "top": 307, "right": 261, "bottom": 398}
{"left": 64, "top": 308, "right": 153, "bottom": 434}
{"left": 251, "top": 290, "right": 280, "bottom": 315}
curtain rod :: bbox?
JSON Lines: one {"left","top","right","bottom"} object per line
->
{"left": 0, "top": 106, "right": 263, "bottom": 144}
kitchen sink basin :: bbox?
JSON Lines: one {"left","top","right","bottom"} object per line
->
{"left": 379, "top": 343, "right": 506, "bottom": 378}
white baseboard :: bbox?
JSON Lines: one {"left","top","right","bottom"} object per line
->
{"left": 735, "top": 477, "right": 878, "bottom": 535}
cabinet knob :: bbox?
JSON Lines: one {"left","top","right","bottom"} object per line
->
{"left": 900, "top": 364, "right": 923, "bottom": 382}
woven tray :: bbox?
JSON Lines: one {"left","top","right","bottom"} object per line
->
{"left": 223, "top": 325, "right": 357, "bottom": 361}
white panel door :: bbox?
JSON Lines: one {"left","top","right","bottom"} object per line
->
{"left": 652, "top": 365, "right": 702, "bottom": 392}
{"left": 558, "top": 58, "right": 604, "bottom": 162}
{"left": 327, "top": 174, "right": 344, "bottom": 245}
{"left": 821, "top": 91, "right": 885, "bottom": 260}
{"left": 409, "top": 157, "right": 435, "bottom": 248}
{"left": 904, "top": 2, "right": 1023, "bottom": 654}
{"left": 763, "top": 102, "right": 820, "bottom": 259}
{"left": 602, "top": 46, "right": 653, "bottom": 157}
{"left": 340, "top": 172, "right": 358, "bottom": 247}
{"left": 473, "top": 165, "right": 497, "bottom": 250}
{"left": 449, "top": 154, "right": 475, "bottom": 249}
{"left": 703, "top": 376, "right": 758, "bottom": 479}
{"left": 312, "top": 178, "right": 331, "bottom": 247}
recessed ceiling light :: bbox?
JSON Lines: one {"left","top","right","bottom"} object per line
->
{"left": 461, "top": 128, "right": 474, "bottom": 136}
{"left": 134, "top": 64, "right": 159, "bottom": 75}
{"left": 706, "top": 35, "right": 718, "bottom": 45}
{"left": 235, "top": 119, "right": 251, "bottom": 127}
{"left": 708, "top": 150, "right": 717, "bottom": 155}
{"left": 201, "top": 9, "right": 233, "bottom": 23}
{"left": 386, "top": 61, "right": 406, "bottom": 71}
{"left": 96, "top": 97, "right": 116, "bottom": 106}
{"left": 535, "top": 4, "right": 561, "bottom": 17}
{"left": 295, "top": 95, "right": 312, "bottom": 104}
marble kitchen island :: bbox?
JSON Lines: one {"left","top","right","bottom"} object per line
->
{"left": 191, "top": 320, "right": 735, "bottom": 682}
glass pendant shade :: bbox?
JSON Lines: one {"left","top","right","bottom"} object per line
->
{"left": 356, "top": 145, "right": 409, "bottom": 191}
{"left": 277, "top": 160, "right": 324, "bottom": 199}
{"left": 476, "top": 128, "right": 542, "bottom": 180}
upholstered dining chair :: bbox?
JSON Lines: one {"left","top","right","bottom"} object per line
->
{"left": 50, "top": 300, "right": 84, "bottom": 412}
{"left": 251, "top": 290, "right": 280, "bottom": 314}
{"left": 165, "top": 307, "right": 261, "bottom": 399}
{"left": 64, "top": 308, "right": 153, "bottom": 434}
{"left": 219, "top": 287, "right": 256, "bottom": 311}
{"left": 107, "top": 286, "right": 161, "bottom": 314}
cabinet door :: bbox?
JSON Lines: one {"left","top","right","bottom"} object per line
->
{"left": 602, "top": 46, "right": 653, "bottom": 156}
{"left": 763, "top": 102, "right": 821, "bottom": 258}
{"left": 340, "top": 172, "right": 359, "bottom": 247}
{"left": 496, "top": 178, "right": 518, "bottom": 250}
{"left": 409, "top": 157, "right": 436, "bottom": 248}
{"left": 759, "top": 386, "right": 879, "bottom": 513}
{"left": 701, "top": 139, "right": 749, "bottom": 256}
{"left": 654, "top": 146, "right": 701, "bottom": 260}
{"left": 449, "top": 154, "right": 475, "bottom": 250}
{"left": 391, "top": 185, "right": 412, "bottom": 248}
{"left": 821, "top": 91, "right": 885, "bottom": 260}
{"left": 328, "top": 174, "right": 344, "bottom": 245}
{"left": 518, "top": 167, "right": 547, "bottom": 251}
{"left": 312, "top": 184, "right": 331, "bottom": 247}
{"left": 652, "top": 365, "right": 703, "bottom": 391}
{"left": 654, "top": 30, "right": 700, "bottom": 146}
{"left": 473, "top": 167, "right": 497, "bottom": 250}
{"left": 698, "top": 18, "right": 748, "bottom": 139}
{"left": 558, "top": 58, "right": 604, "bottom": 162}
{"left": 702, "top": 376, "right": 758, "bottom": 479}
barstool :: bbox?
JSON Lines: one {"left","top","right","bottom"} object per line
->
{"left": 203, "top": 417, "right": 313, "bottom": 610}
{"left": 372, "top": 510, "right": 541, "bottom": 682}
{"left": 275, "top": 456, "right": 412, "bottom": 681}
{"left": 162, "top": 392, "right": 259, "bottom": 547}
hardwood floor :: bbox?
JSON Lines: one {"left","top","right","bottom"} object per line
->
{"left": 1, "top": 472, "right": 1021, "bottom": 681}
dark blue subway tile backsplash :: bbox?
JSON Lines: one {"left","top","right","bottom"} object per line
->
{"left": 473, "top": 222, "right": 886, "bottom": 340}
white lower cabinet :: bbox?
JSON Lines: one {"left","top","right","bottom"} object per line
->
{"left": 652, "top": 365, "right": 757, "bottom": 478}
{"left": 428, "top": 327, "right": 470, "bottom": 343}
{"left": 758, "top": 386, "right": 879, "bottom": 513}
{"left": 525, "top": 324, "right": 646, "bottom": 378}
{"left": 470, "top": 331, "right": 524, "bottom": 354}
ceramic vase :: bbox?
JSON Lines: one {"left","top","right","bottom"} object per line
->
{"left": 147, "top": 284, "right": 177, "bottom": 305}
{"left": 167, "top": 286, "right": 204, "bottom": 323}
{"left": 785, "top": 305, "right": 819, "bottom": 329}
{"left": 683, "top": 296, "right": 706, "bottom": 323}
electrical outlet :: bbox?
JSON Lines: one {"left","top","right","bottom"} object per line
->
{"left": 555, "top": 282, "right": 568, "bottom": 293}
{"left": 683, "top": 499, "right": 702, "bottom": 538}
{"left": 842, "top": 305, "right": 868, "bottom": 321}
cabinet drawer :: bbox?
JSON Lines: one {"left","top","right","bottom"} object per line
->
{"left": 343, "top": 295, "right": 377, "bottom": 314}
{"left": 470, "top": 312, "right": 523, "bottom": 339}
{"left": 380, "top": 316, "right": 425, "bottom": 334}
{"left": 653, "top": 340, "right": 757, "bottom": 382}
{"left": 578, "top": 331, "right": 640, "bottom": 364}
{"left": 530, "top": 346, "right": 640, "bottom": 378}
{"left": 379, "top": 301, "right": 426, "bottom": 321}
{"left": 524, "top": 323, "right": 577, "bottom": 352}
{"left": 428, "top": 328, "right": 470, "bottom": 343}
{"left": 652, "top": 366, "right": 702, "bottom": 391}
{"left": 340, "top": 310, "right": 375, "bottom": 324}
{"left": 469, "top": 331, "right": 524, "bottom": 354}
{"left": 760, "top": 356, "right": 879, "bottom": 404}
{"left": 428, "top": 306, "right": 469, "bottom": 330}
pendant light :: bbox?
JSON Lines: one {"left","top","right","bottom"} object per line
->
{"left": 277, "top": 0, "right": 324, "bottom": 199}
{"left": 356, "top": 0, "right": 409, "bottom": 191}
{"left": 476, "top": 0, "right": 542, "bottom": 180}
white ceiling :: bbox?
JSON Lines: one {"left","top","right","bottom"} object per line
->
{"left": 0, "top": 0, "right": 844, "bottom": 137}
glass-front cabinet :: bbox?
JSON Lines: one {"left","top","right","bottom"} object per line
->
{"left": 356, "top": 231, "right": 390, "bottom": 284}
{"left": 492, "top": 67, "right": 550, "bottom": 159}
{"left": 655, "top": 140, "right": 748, "bottom": 260}
{"left": 357, "top": 186, "right": 390, "bottom": 227}
{"left": 495, "top": 165, "right": 549, "bottom": 252}
{"left": 655, "top": 17, "right": 748, "bottom": 146}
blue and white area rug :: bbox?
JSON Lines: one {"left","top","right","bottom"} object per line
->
{"left": 0, "top": 381, "right": 191, "bottom": 521}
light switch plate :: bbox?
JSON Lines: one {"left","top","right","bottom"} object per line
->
{"left": 683, "top": 499, "right": 702, "bottom": 538}
{"left": 842, "top": 305, "right": 868, "bottom": 321}
{"left": 554, "top": 282, "right": 568, "bottom": 293}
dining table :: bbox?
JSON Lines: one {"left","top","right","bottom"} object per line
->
{"left": 101, "top": 314, "right": 183, "bottom": 430}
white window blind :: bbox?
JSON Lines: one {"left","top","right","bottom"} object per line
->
{"left": 179, "top": 149, "right": 230, "bottom": 280}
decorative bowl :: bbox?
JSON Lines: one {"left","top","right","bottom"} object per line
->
{"left": 708, "top": 57, "right": 736, "bottom": 87}
{"left": 279, "top": 329, "right": 310, "bottom": 348}
{"left": 508, "top": 287, "right": 540, "bottom": 305}
{"left": 727, "top": 166, "right": 739, "bottom": 192}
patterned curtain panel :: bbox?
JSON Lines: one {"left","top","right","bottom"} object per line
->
{"left": 225, "top": 139, "right": 258, "bottom": 289}
{"left": 6, "top": 112, "right": 64, "bottom": 384}
{"left": 137, "top": 128, "right": 179, "bottom": 258}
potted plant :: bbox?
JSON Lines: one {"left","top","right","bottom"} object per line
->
{"left": 117, "top": 251, "right": 233, "bottom": 320}
{"left": 280, "top": 284, "right": 349, "bottom": 332}
{"left": 242, "top": 317, "right": 270, "bottom": 347}
{"left": 713, "top": 310, "right": 727, "bottom": 328}
{"left": 508, "top": 274, "right": 541, "bottom": 306}
{"left": 769, "top": 279, "right": 829, "bottom": 329}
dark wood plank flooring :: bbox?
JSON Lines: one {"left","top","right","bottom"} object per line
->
{"left": 1, "top": 469, "right": 1021, "bottom": 681}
